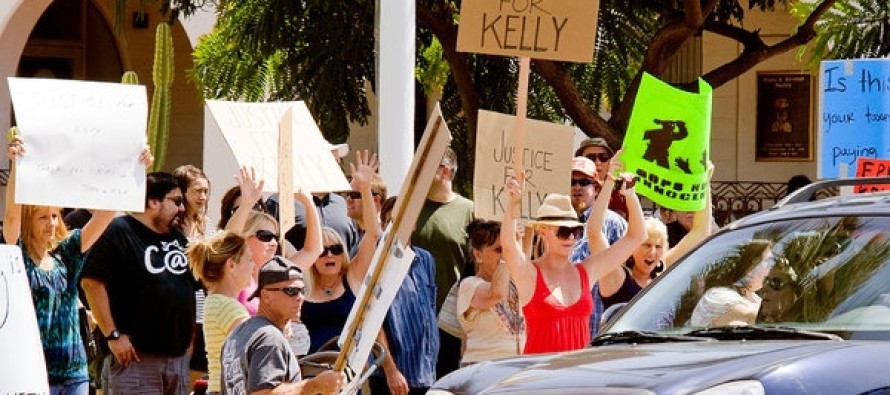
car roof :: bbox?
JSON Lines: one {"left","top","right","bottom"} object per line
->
{"left": 724, "top": 177, "right": 890, "bottom": 231}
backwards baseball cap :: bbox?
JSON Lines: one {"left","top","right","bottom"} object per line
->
{"left": 575, "top": 137, "right": 614, "bottom": 157}
{"left": 572, "top": 156, "right": 597, "bottom": 178}
{"left": 248, "top": 256, "right": 303, "bottom": 301}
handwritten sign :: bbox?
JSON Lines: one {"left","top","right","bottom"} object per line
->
{"left": 621, "top": 73, "right": 712, "bottom": 211}
{"left": 819, "top": 59, "right": 890, "bottom": 178}
{"left": 0, "top": 245, "right": 50, "bottom": 393}
{"left": 206, "top": 100, "right": 351, "bottom": 193}
{"left": 456, "top": 0, "right": 600, "bottom": 63}
{"left": 474, "top": 110, "right": 573, "bottom": 222}
{"left": 854, "top": 157, "right": 890, "bottom": 193}
{"left": 7, "top": 77, "right": 148, "bottom": 211}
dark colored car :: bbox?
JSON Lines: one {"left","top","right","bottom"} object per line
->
{"left": 430, "top": 178, "right": 890, "bottom": 395}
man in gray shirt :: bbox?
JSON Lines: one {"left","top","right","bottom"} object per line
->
{"left": 221, "top": 257, "right": 345, "bottom": 395}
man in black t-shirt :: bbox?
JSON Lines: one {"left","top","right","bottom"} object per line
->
{"left": 81, "top": 172, "right": 194, "bottom": 395}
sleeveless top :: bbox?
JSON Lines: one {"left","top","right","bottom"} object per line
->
{"left": 523, "top": 264, "right": 594, "bottom": 354}
{"left": 600, "top": 266, "right": 643, "bottom": 311}
{"left": 301, "top": 276, "right": 357, "bottom": 353}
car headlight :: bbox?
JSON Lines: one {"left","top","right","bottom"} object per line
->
{"left": 694, "top": 380, "right": 765, "bottom": 395}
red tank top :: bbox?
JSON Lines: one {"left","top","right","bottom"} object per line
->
{"left": 522, "top": 264, "right": 594, "bottom": 354}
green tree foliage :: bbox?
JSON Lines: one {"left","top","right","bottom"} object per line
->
{"left": 792, "top": 0, "right": 890, "bottom": 64}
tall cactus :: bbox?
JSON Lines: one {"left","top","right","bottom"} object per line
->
{"left": 147, "top": 21, "right": 173, "bottom": 172}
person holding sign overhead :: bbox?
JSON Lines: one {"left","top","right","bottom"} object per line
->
{"left": 3, "top": 134, "right": 152, "bottom": 395}
{"left": 501, "top": 169, "right": 646, "bottom": 354}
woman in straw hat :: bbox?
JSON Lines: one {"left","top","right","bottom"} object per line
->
{"left": 501, "top": 169, "right": 646, "bottom": 354}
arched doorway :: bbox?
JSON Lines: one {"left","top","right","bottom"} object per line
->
{"left": 17, "top": 0, "right": 123, "bottom": 82}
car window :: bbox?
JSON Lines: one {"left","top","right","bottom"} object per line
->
{"left": 606, "top": 215, "right": 890, "bottom": 339}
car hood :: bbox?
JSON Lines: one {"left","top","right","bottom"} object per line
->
{"left": 433, "top": 340, "right": 890, "bottom": 394}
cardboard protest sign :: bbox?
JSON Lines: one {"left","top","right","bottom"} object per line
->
{"left": 456, "top": 0, "right": 600, "bottom": 63}
{"left": 206, "top": 100, "right": 351, "bottom": 193}
{"left": 474, "top": 109, "right": 573, "bottom": 221}
{"left": 7, "top": 77, "right": 148, "bottom": 212}
{"left": 620, "top": 72, "right": 712, "bottom": 211}
{"left": 818, "top": 59, "right": 890, "bottom": 178}
{"left": 854, "top": 157, "right": 890, "bottom": 193}
{"left": 339, "top": 234, "right": 415, "bottom": 378}
{"left": 334, "top": 104, "right": 452, "bottom": 377}
{"left": 0, "top": 245, "right": 50, "bottom": 393}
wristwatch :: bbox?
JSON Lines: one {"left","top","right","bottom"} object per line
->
{"left": 105, "top": 329, "right": 122, "bottom": 341}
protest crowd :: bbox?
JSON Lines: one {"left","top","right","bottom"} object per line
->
{"left": 6, "top": 131, "right": 719, "bottom": 395}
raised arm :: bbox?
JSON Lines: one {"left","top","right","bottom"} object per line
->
{"left": 285, "top": 188, "right": 322, "bottom": 269}
{"left": 664, "top": 163, "right": 715, "bottom": 267}
{"left": 581, "top": 173, "right": 646, "bottom": 284}
{"left": 3, "top": 134, "right": 23, "bottom": 245}
{"left": 225, "top": 166, "right": 265, "bottom": 234}
{"left": 501, "top": 173, "right": 536, "bottom": 306}
{"left": 469, "top": 261, "right": 511, "bottom": 310}
{"left": 347, "top": 150, "right": 380, "bottom": 286}
{"left": 586, "top": 174, "right": 615, "bottom": 256}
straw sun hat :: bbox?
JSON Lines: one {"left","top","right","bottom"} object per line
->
{"left": 529, "top": 194, "right": 583, "bottom": 228}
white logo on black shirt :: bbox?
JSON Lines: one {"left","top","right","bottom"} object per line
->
{"left": 144, "top": 240, "right": 188, "bottom": 275}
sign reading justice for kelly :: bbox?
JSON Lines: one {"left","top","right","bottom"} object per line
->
{"left": 456, "top": 0, "right": 600, "bottom": 62}
{"left": 474, "top": 110, "right": 573, "bottom": 222}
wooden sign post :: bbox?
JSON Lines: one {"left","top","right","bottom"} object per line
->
{"left": 333, "top": 104, "right": 453, "bottom": 380}
{"left": 278, "top": 109, "right": 296, "bottom": 245}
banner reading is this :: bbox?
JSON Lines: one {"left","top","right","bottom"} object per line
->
{"left": 620, "top": 73, "right": 713, "bottom": 211}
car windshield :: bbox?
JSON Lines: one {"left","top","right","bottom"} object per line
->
{"left": 605, "top": 215, "right": 890, "bottom": 340}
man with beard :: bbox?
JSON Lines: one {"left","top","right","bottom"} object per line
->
{"left": 81, "top": 172, "right": 195, "bottom": 395}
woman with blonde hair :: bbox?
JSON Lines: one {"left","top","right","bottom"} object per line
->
{"left": 186, "top": 231, "right": 252, "bottom": 395}
{"left": 3, "top": 135, "right": 151, "bottom": 394}
{"left": 501, "top": 169, "right": 646, "bottom": 354}
{"left": 596, "top": 164, "right": 714, "bottom": 314}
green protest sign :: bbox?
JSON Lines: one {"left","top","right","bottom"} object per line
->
{"left": 620, "top": 72, "right": 712, "bottom": 211}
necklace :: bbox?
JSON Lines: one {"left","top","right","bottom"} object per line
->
{"left": 319, "top": 276, "right": 340, "bottom": 297}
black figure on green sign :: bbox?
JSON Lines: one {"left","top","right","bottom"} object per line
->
{"left": 643, "top": 119, "right": 689, "bottom": 169}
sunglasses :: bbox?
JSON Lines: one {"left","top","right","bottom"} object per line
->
{"left": 321, "top": 244, "right": 345, "bottom": 256}
{"left": 764, "top": 276, "right": 789, "bottom": 291}
{"left": 343, "top": 191, "right": 379, "bottom": 200}
{"left": 264, "top": 286, "right": 304, "bottom": 297}
{"left": 585, "top": 153, "right": 612, "bottom": 163}
{"left": 555, "top": 226, "right": 584, "bottom": 240}
{"left": 571, "top": 178, "right": 595, "bottom": 187}
{"left": 254, "top": 230, "right": 279, "bottom": 243}
{"left": 165, "top": 196, "right": 185, "bottom": 207}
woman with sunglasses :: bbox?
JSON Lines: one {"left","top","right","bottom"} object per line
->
{"left": 226, "top": 169, "right": 322, "bottom": 315}
{"left": 185, "top": 231, "right": 252, "bottom": 395}
{"left": 595, "top": 163, "right": 714, "bottom": 316}
{"left": 3, "top": 135, "right": 152, "bottom": 395}
{"left": 501, "top": 169, "right": 646, "bottom": 354}
{"left": 301, "top": 152, "right": 380, "bottom": 354}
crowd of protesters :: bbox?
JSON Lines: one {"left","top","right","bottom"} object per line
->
{"left": 7, "top": 134, "right": 718, "bottom": 395}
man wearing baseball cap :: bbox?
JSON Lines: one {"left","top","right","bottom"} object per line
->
{"left": 220, "top": 257, "right": 345, "bottom": 394}
{"left": 575, "top": 137, "right": 629, "bottom": 219}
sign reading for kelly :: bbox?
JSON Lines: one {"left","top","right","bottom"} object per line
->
{"left": 818, "top": 59, "right": 890, "bottom": 179}
{"left": 456, "top": 0, "right": 600, "bottom": 63}
{"left": 7, "top": 77, "right": 148, "bottom": 212}
{"left": 621, "top": 73, "right": 712, "bottom": 212}
{"left": 854, "top": 157, "right": 890, "bottom": 193}
{"left": 474, "top": 110, "right": 573, "bottom": 222}
{"left": 206, "top": 100, "right": 351, "bottom": 193}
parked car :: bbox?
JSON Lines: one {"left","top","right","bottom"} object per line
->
{"left": 430, "top": 178, "right": 890, "bottom": 395}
